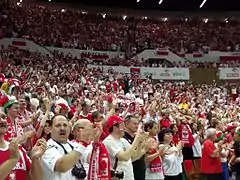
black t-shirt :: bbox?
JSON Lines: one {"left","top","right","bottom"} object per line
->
{"left": 124, "top": 131, "right": 146, "bottom": 180}
{"left": 233, "top": 140, "right": 240, "bottom": 172}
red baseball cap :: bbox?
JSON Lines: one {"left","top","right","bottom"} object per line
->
{"left": 57, "top": 103, "right": 68, "bottom": 110}
{"left": 108, "top": 116, "right": 124, "bottom": 128}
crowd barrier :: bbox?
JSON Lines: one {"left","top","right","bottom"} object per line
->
{"left": 87, "top": 65, "right": 240, "bottom": 84}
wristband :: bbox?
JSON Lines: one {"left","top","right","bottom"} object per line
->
{"left": 73, "top": 144, "right": 87, "bottom": 155}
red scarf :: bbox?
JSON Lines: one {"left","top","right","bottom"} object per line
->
{"left": 148, "top": 148, "right": 163, "bottom": 173}
{"left": 88, "top": 142, "right": 111, "bottom": 180}
{"left": 179, "top": 123, "right": 194, "bottom": 146}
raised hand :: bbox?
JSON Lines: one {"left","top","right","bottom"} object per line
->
{"left": 177, "top": 141, "right": 185, "bottom": 150}
{"left": 32, "top": 111, "right": 41, "bottom": 123}
{"left": 31, "top": 138, "right": 47, "bottom": 159}
{"left": 43, "top": 98, "right": 51, "bottom": 111}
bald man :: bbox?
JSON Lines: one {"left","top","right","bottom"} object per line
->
{"left": 72, "top": 119, "right": 94, "bottom": 145}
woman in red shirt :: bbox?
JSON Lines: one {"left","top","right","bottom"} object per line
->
{"left": 201, "top": 128, "right": 223, "bottom": 180}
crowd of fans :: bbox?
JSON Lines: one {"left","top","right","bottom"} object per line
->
{"left": 1, "top": 0, "right": 240, "bottom": 55}
{"left": 1, "top": 1, "right": 240, "bottom": 180}
{"left": 0, "top": 44, "right": 239, "bottom": 180}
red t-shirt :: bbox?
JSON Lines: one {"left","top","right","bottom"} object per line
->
{"left": 4, "top": 117, "right": 24, "bottom": 141}
{"left": 172, "top": 134, "right": 180, "bottom": 146}
{"left": 160, "top": 118, "right": 171, "bottom": 129}
{"left": 79, "top": 113, "right": 92, "bottom": 122}
{"left": 201, "top": 139, "right": 222, "bottom": 174}
{"left": 178, "top": 123, "right": 194, "bottom": 147}
{"left": 0, "top": 142, "right": 31, "bottom": 180}
{"left": 100, "top": 126, "right": 109, "bottom": 141}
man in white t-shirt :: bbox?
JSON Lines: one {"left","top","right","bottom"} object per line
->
{"left": 41, "top": 115, "right": 88, "bottom": 180}
{"left": 103, "top": 116, "right": 148, "bottom": 180}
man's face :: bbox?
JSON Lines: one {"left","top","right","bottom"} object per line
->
{"left": 50, "top": 115, "right": 70, "bottom": 143}
{"left": 74, "top": 121, "right": 94, "bottom": 142}
{"left": 8, "top": 103, "right": 20, "bottom": 118}
{"left": 125, "top": 118, "right": 139, "bottom": 133}
{"left": 19, "top": 98, "right": 27, "bottom": 110}
{"left": 95, "top": 113, "right": 104, "bottom": 123}
{"left": 114, "top": 122, "right": 125, "bottom": 137}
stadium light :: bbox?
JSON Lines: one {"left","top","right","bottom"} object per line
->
{"left": 102, "top": 13, "right": 106, "bottom": 18}
{"left": 159, "top": 0, "right": 163, "bottom": 5}
{"left": 162, "top": 17, "right": 168, "bottom": 22}
{"left": 204, "top": 18, "right": 208, "bottom": 23}
{"left": 48, "top": 0, "right": 51, "bottom": 2}
{"left": 136, "top": 0, "right": 140, "bottom": 2}
{"left": 199, "top": 0, "right": 207, "bottom": 8}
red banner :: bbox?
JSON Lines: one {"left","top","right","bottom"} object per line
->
{"left": 220, "top": 56, "right": 240, "bottom": 62}
{"left": 12, "top": 40, "right": 26, "bottom": 46}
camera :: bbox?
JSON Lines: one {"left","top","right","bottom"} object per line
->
{"left": 71, "top": 162, "right": 87, "bottom": 179}
{"left": 110, "top": 170, "right": 124, "bottom": 179}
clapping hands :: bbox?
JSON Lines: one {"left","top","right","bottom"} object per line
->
{"left": 31, "top": 138, "right": 47, "bottom": 159}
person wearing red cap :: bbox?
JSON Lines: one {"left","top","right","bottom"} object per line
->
{"left": 56, "top": 103, "right": 69, "bottom": 117}
{"left": 103, "top": 115, "right": 148, "bottom": 180}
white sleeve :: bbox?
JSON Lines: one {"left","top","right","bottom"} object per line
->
{"left": 103, "top": 139, "right": 123, "bottom": 157}
{"left": 121, "top": 138, "right": 131, "bottom": 150}
{"left": 82, "top": 144, "right": 92, "bottom": 164}
{"left": 41, "top": 146, "right": 62, "bottom": 172}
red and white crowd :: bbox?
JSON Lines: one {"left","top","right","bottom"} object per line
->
{"left": 1, "top": 1, "right": 240, "bottom": 180}
{"left": 0, "top": 44, "right": 240, "bottom": 180}
{"left": 1, "top": 0, "right": 240, "bottom": 54}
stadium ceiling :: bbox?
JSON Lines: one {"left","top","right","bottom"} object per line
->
{"left": 40, "top": 0, "right": 240, "bottom": 11}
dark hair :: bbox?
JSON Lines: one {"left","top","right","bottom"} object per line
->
{"left": 190, "top": 122, "right": 198, "bottom": 134}
{"left": 169, "top": 124, "right": 176, "bottom": 130}
{"left": 31, "top": 93, "right": 38, "bottom": 99}
{"left": 24, "top": 96, "right": 30, "bottom": 102}
{"left": 91, "top": 110, "right": 100, "bottom": 122}
{"left": 158, "top": 128, "right": 173, "bottom": 143}
{"left": 49, "top": 114, "right": 66, "bottom": 126}
{"left": 71, "top": 98, "right": 77, "bottom": 104}
{"left": 109, "top": 123, "right": 120, "bottom": 133}
{"left": 81, "top": 101, "right": 88, "bottom": 108}
{"left": 125, "top": 115, "right": 135, "bottom": 122}
{"left": 40, "top": 120, "right": 51, "bottom": 140}
{"left": 144, "top": 121, "right": 157, "bottom": 132}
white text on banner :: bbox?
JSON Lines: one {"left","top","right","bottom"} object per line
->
{"left": 140, "top": 68, "right": 190, "bottom": 80}
{"left": 219, "top": 68, "right": 240, "bottom": 80}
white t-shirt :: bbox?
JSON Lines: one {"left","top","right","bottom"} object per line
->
{"left": 41, "top": 139, "right": 86, "bottom": 180}
{"left": 103, "top": 135, "right": 134, "bottom": 180}
{"left": 192, "top": 133, "right": 202, "bottom": 158}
